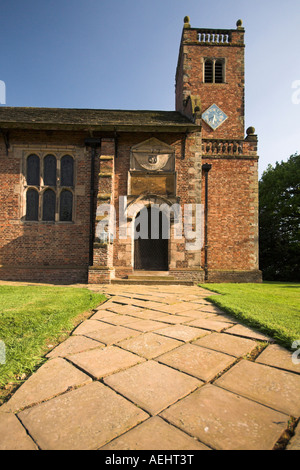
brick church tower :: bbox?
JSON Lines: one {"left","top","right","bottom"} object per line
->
{"left": 175, "top": 17, "right": 261, "bottom": 282}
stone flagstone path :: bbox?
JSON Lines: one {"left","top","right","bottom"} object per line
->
{"left": 0, "top": 284, "right": 299, "bottom": 450}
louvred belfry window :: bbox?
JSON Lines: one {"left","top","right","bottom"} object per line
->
{"left": 204, "top": 58, "right": 225, "bottom": 83}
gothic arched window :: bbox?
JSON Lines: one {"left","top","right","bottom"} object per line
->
{"left": 59, "top": 190, "right": 73, "bottom": 222}
{"left": 42, "top": 189, "right": 56, "bottom": 221}
{"left": 44, "top": 154, "right": 57, "bottom": 186}
{"left": 24, "top": 152, "right": 75, "bottom": 222}
{"left": 61, "top": 155, "right": 74, "bottom": 187}
{"left": 25, "top": 188, "right": 39, "bottom": 221}
{"left": 27, "top": 154, "right": 40, "bottom": 186}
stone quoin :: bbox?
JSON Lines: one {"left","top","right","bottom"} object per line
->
{"left": 0, "top": 17, "right": 262, "bottom": 284}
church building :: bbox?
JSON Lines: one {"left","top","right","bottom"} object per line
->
{"left": 0, "top": 17, "right": 262, "bottom": 284}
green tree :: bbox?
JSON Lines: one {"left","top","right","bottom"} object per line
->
{"left": 259, "top": 154, "right": 300, "bottom": 281}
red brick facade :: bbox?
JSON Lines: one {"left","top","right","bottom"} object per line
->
{"left": 0, "top": 18, "right": 261, "bottom": 284}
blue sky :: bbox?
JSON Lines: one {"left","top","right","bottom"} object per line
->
{"left": 0, "top": 0, "right": 299, "bottom": 175}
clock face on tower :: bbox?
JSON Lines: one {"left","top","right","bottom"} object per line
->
{"left": 202, "top": 104, "right": 228, "bottom": 130}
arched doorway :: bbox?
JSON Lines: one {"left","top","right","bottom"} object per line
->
{"left": 134, "top": 206, "right": 169, "bottom": 270}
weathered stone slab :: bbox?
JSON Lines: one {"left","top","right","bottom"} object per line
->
{"left": 151, "top": 313, "right": 196, "bottom": 324}
{"left": 101, "top": 416, "right": 210, "bottom": 450}
{"left": 225, "top": 324, "right": 273, "bottom": 342}
{"left": 0, "top": 412, "right": 38, "bottom": 450}
{"left": 106, "top": 304, "right": 144, "bottom": 315}
{"left": 179, "top": 310, "right": 215, "bottom": 318}
{"left": 152, "top": 303, "right": 199, "bottom": 314}
{"left": 104, "top": 360, "right": 200, "bottom": 415}
{"left": 90, "top": 309, "right": 117, "bottom": 319}
{"left": 256, "top": 344, "right": 300, "bottom": 374}
{"left": 188, "top": 299, "right": 212, "bottom": 306}
{"left": 193, "top": 332, "right": 257, "bottom": 358}
{"left": 186, "top": 318, "right": 234, "bottom": 332}
{"left": 160, "top": 384, "right": 289, "bottom": 450}
{"left": 157, "top": 344, "right": 236, "bottom": 382}
{"left": 108, "top": 296, "right": 132, "bottom": 304}
{"left": 197, "top": 305, "right": 225, "bottom": 314}
{"left": 68, "top": 346, "right": 144, "bottom": 379}
{"left": 2, "top": 358, "right": 92, "bottom": 413}
{"left": 125, "top": 319, "right": 166, "bottom": 332}
{"left": 72, "top": 319, "right": 109, "bottom": 336}
{"left": 215, "top": 360, "right": 300, "bottom": 417}
{"left": 161, "top": 344, "right": 236, "bottom": 382}
{"left": 92, "top": 313, "right": 138, "bottom": 326}
{"left": 116, "top": 309, "right": 163, "bottom": 320}
{"left": 84, "top": 324, "right": 140, "bottom": 345}
{"left": 118, "top": 332, "right": 182, "bottom": 359}
{"left": 46, "top": 336, "right": 103, "bottom": 359}
{"left": 154, "top": 325, "right": 209, "bottom": 342}
{"left": 287, "top": 422, "right": 300, "bottom": 450}
{"left": 18, "top": 382, "right": 148, "bottom": 450}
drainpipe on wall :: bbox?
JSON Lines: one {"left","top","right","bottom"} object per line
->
{"left": 202, "top": 163, "right": 212, "bottom": 281}
{"left": 85, "top": 138, "right": 101, "bottom": 266}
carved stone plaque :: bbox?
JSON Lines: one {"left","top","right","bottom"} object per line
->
{"left": 130, "top": 138, "right": 175, "bottom": 172}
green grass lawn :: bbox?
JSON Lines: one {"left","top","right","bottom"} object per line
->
{"left": 0, "top": 286, "right": 105, "bottom": 389}
{"left": 200, "top": 282, "right": 300, "bottom": 349}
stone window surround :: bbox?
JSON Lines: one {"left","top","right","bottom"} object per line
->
{"left": 18, "top": 146, "right": 82, "bottom": 224}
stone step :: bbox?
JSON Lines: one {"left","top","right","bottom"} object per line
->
{"left": 128, "top": 276, "right": 176, "bottom": 281}
{"left": 111, "top": 279, "right": 194, "bottom": 286}
{"left": 130, "top": 271, "right": 171, "bottom": 277}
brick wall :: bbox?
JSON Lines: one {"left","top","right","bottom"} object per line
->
{"left": 0, "top": 130, "right": 91, "bottom": 283}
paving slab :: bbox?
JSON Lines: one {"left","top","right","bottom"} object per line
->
{"left": 108, "top": 296, "right": 132, "bottom": 304}
{"left": 118, "top": 332, "right": 182, "bottom": 359}
{"left": 0, "top": 412, "right": 38, "bottom": 450}
{"left": 146, "top": 303, "right": 197, "bottom": 314}
{"left": 160, "top": 384, "right": 289, "bottom": 450}
{"left": 90, "top": 309, "right": 117, "bottom": 319}
{"left": 286, "top": 422, "right": 300, "bottom": 450}
{"left": 18, "top": 382, "right": 148, "bottom": 450}
{"left": 83, "top": 324, "right": 141, "bottom": 345}
{"left": 186, "top": 318, "right": 234, "bottom": 332}
{"left": 68, "top": 345, "right": 145, "bottom": 379}
{"left": 225, "top": 324, "right": 273, "bottom": 342}
{"left": 72, "top": 319, "right": 110, "bottom": 336}
{"left": 197, "top": 305, "right": 225, "bottom": 314}
{"left": 157, "top": 344, "right": 236, "bottom": 382}
{"left": 125, "top": 319, "right": 167, "bottom": 332}
{"left": 215, "top": 359, "right": 300, "bottom": 417}
{"left": 104, "top": 360, "right": 201, "bottom": 415}
{"left": 105, "top": 304, "right": 144, "bottom": 315}
{"left": 256, "top": 344, "right": 300, "bottom": 374}
{"left": 154, "top": 324, "right": 210, "bottom": 342}
{"left": 1, "top": 358, "right": 92, "bottom": 413}
{"left": 117, "top": 309, "right": 164, "bottom": 320}
{"left": 178, "top": 310, "right": 216, "bottom": 318}
{"left": 92, "top": 313, "right": 139, "bottom": 326}
{"left": 193, "top": 332, "right": 258, "bottom": 358}
{"left": 150, "top": 313, "right": 197, "bottom": 324}
{"left": 100, "top": 416, "right": 210, "bottom": 450}
{"left": 46, "top": 335, "right": 103, "bottom": 359}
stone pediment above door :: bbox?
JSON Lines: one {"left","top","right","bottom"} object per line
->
{"left": 130, "top": 138, "right": 175, "bottom": 172}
